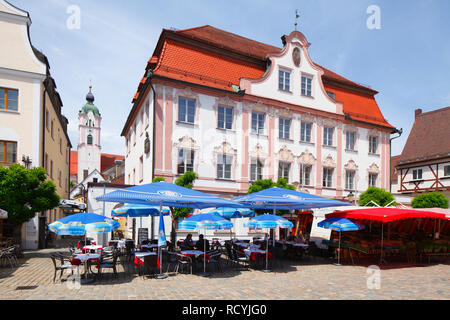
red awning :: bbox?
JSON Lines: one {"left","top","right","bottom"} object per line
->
{"left": 326, "top": 208, "right": 449, "bottom": 223}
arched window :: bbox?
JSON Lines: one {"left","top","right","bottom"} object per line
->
{"left": 87, "top": 134, "right": 93, "bottom": 145}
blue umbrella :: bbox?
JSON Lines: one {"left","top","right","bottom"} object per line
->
{"left": 234, "top": 187, "right": 351, "bottom": 210}
{"left": 49, "top": 212, "right": 120, "bottom": 284}
{"left": 207, "top": 207, "right": 255, "bottom": 219}
{"left": 112, "top": 204, "right": 170, "bottom": 218}
{"left": 178, "top": 213, "right": 233, "bottom": 277}
{"left": 318, "top": 217, "right": 364, "bottom": 265}
{"left": 97, "top": 181, "right": 245, "bottom": 209}
{"left": 49, "top": 212, "right": 120, "bottom": 236}
{"left": 244, "top": 214, "right": 294, "bottom": 272}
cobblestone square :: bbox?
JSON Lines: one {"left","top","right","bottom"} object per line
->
{"left": 0, "top": 249, "right": 448, "bottom": 300}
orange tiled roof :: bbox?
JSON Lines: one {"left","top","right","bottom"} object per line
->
{"left": 324, "top": 84, "right": 394, "bottom": 128}
{"left": 70, "top": 151, "right": 124, "bottom": 176}
{"left": 153, "top": 39, "right": 266, "bottom": 92}
{"left": 131, "top": 25, "right": 394, "bottom": 129}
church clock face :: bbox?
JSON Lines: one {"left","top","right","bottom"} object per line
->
{"left": 292, "top": 47, "right": 301, "bottom": 67}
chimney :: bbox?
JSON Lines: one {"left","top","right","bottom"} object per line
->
{"left": 415, "top": 109, "right": 422, "bottom": 119}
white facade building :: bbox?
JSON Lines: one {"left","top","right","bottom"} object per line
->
{"left": 122, "top": 27, "right": 396, "bottom": 204}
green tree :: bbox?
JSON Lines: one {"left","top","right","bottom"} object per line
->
{"left": 0, "top": 164, "right": 61, "bottom": 242}
{"left": 169, "top": 171, "right": 198, "bottom": 246}
{"left": 248, "top": 178, "right": 296, "bottom": 215}
{"left": 358, "top": 186, "right": 396, "bottom": 207}
{"left": 411, "top": 192, "right": 448, "bottom": 209}
{"left": 152, "top": 177, "right": 166, "bottom": 183}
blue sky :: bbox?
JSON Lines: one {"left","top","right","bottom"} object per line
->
{"left": 10, "top": 0, "right": 450, "bottom": 156}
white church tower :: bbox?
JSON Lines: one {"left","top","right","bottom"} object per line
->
{"left": 77, "top": 85, "right": 102, "bottom": 183}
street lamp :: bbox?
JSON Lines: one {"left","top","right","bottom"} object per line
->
{"left": 22, "top": 156, "right": 32, "bottom": 169}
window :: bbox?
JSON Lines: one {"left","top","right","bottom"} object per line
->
{"left": 250, "top": 159, "right": 263, "bottom": 181}
{"left": 144, "top": 102, "right": 149, "bottom": 128}
{"left": 0, "top": 88, "right": 18, "bottom": 111}
{"left": 369, "top": 136, "right": 378, "bottom": 154}
{"left": 445, "top": 165, "right": 450, "bottom": 177}
{"left": 279, "top": 118, "right": 291, "bottom": 139}
{"left": 0, "top": 141, "right": 17, "bottom": 164}
{"left": 51, "top": 120, "right": 54, "bottom": 139}
{"left": 301, "top": 75, "right": 312, "bottom": 96}
{"left": 323, "top": 127, "right": 334, "bottom": 146}
{"left": 346, "top": 131, "right": 356, "bottom": 150}
{"left": 412, "top": 169, "right": 423, "bottom": 180}
{"left": 58, "top": 170, "right": 62, "bottom": 187}
{"left": 345, "top": 171, "right": 355, "bottom": 190}
{"left": 177, "top": 149, "right": 194, "bottom": 174}
{"left": 301, "top": 122, "right": 312, "bottom": 142}
{"left": 251, "top": 112, "right": 265, "bottom": 134}
{"left": 139, "top": 156, "right": 144, "bottom": 182}
{"left": 87, "top": 134, "right": 93, "bottom": 145}
{"left": 369, "top": 173, "right": 378, "bottom": 187}
{"left": 300, "top": 165, "right": 312, "bottom": 186}
{"left": 45, "top": 110, "right": 49, "bottom": 130}
{"left": 218, "top": 106, "right": 233, "bottom": 130}
{"left": 133, "top": 125, "right": 136, "bottom": 145}
{"left": 50, "top": 160, "right": 54, "bottom": 179}
{"left": 178, "top": 97, "right": 196, "bottom": 123}
{"left": 323, "top": 168, "right": 333, "bottom": 188}
{"left": 327, "top": 91, "right": 335, "bottom": 100}
{"left": 279, "top": 69, "right": 291, "bottom": 91}
{"left": 278, "top": 162, "right": 291, "bottom": 183}
{"left": 59, "top": 138, "right": 62, "bottom": 154}
{"left": 44, "top": 153, "right": 48, "bottom": 173}
{"left": 217, "top": 154, "right": 233, "bottom": 179}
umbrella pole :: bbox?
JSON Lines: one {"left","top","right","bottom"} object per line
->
{"left": 334, "top": 230, "right": 342, "bottom": 266}
{"left": 156, "top": 202, "right": 168, "bottom": 279}
{"left": 379, "top": 223, "right": 386, "bottom": 265}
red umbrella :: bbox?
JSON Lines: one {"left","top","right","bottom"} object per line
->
{"left": 326, "top": 208, "right": 449, "bottom": 265}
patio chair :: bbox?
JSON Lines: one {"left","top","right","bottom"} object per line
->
{"left": 50, "top": 253, "right": 74, "bottom": 282}
{"left": 98, "top": 252, "right": 120, "bottom": 279}
{"left": 174, "top": 253, "right": 192, "bottom": 275}
{"left": 2, "top": 246, "right": 19, "bottom": 268}
{"left": 206, "top": 250, "right": 223, "bottom": 273}
{"left": 162, "top": 251, "right": 178, "bottom": 274}
{"left": 232, "top": 248, "right": 250, "bottom": 270}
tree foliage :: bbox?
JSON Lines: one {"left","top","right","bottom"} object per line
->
{"left": 152, "top": 176, "right": 165, "bottom": 183}
{"left": 0, "top": 164, "right": 61, "bottom": 225}
{"left": 248, "top": 178, "right": 296, "bottom": 194}
{"left": 358, "top": 186, "right": 396, "bottom": 207}
{"left": 248, "top": 178, "right": 296, "bottom": 215}
{"left": 172, "top": 171, "right": 198, "bottom": 219}
{"left": 411, "top": 192, "right": 448, "bottom": 209}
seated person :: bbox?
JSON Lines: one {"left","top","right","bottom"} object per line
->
{"left": 195, "top": 234, "right": 210, "bottom": 252}
{"left": 286, "top": 233, "right": 295, "bottom": 242}
{"left": 182, "top": 234, "right": 195, "bottom": 250}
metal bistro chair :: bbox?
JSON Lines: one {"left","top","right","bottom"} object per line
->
{"left": 232, "top": 248, "right": 250, "bottom": 270}
{"left": 206, "top": 250, "right": 223, "bottom": 273}
{"left": 50, "top": 253, "right": 74, "bottom": 282}
{"left": 98, "top": 251, "right": 120, "bottom": 279}
{"left": 174, "top": 253, "right": 193, "bottom": 275}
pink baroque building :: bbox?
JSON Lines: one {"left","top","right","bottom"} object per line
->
{"left": 121, "top": 26, "right": 397, "bottom": 200}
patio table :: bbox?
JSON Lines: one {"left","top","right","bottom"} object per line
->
{"left": 134, "top": 251, "right": 157, "bottom": 267}
{"left": 72, "top": 253, "right": 101, "bottom": 281}
{"left": 243, "top": 249, "right": 273, "bottom": 261}
{"left": 140, "top": 244, "right": 159, "bottom": 251}
{"left": 181, "top": 250, "right": 210, "bottom": 261}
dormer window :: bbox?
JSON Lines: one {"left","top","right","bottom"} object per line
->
{"left": 327, "top": 91, "right": 335, "bottom": 100}
{"left": 279, "top": 69, "right": 291, "bottom": 91}
{"left": 301, "top": 75, "right": 313, "bottom": 97}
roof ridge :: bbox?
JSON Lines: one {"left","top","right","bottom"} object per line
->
{"left": 417, "top": 106, "right": 450, "bottom": 117}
